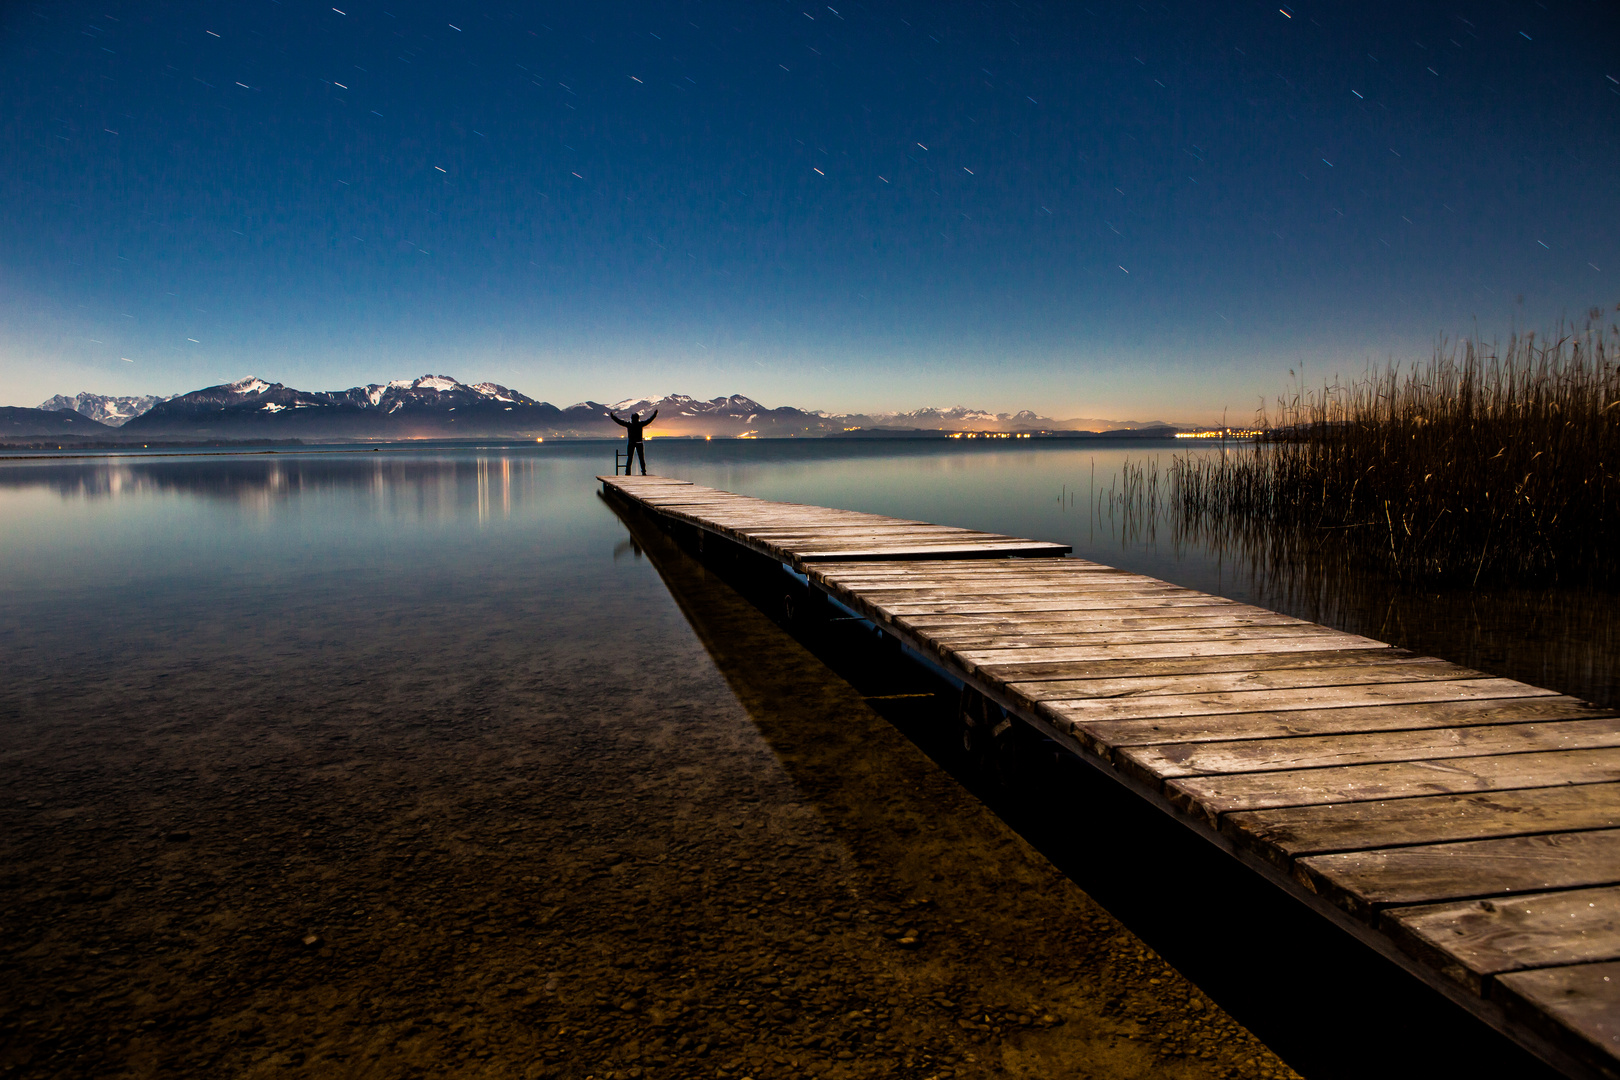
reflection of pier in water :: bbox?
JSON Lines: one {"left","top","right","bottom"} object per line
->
{"left": 603, "top": 474, "right": 1619, "bottom": 1080}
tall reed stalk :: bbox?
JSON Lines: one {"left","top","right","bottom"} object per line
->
{"left": 1172, "top": 309, "right": 1620, "bottom": 587}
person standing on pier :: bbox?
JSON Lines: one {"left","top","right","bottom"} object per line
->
{"left": 609, "top": 408, "right": 658, "bottom": 475}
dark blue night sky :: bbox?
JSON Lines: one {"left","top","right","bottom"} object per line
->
{"left": 3, "top": 0, "right": 1616, "bottom": 421}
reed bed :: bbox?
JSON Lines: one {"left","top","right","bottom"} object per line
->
{"left": 1170, "top": 311, "right": 1620, "bottom": 587}
{"left": 1092, "top": 457, "right": 1167, "bottom": 545}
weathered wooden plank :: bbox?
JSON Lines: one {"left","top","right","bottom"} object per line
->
{"left": 868, "top": 597, "right": 1249, "bottom": 616}
{"left": 820, "top": 555, "right": 1116, "bottom": 571}
{"left": 612, "top": 488, "right": 1074, "bottom": 563}
{"left": 641, "top": 503, "right": 872, "bottom": 517}
{"left": 1048, "top": 677, "right": 1557, "bottom": 726}
{"left": 897, "top": 602, "right": 1259, "bottom": 622}
{"left": 815, "top": 559, "right": 1163, "bottom": 576}
{"left": 748, "top": 528, "right": 1010, "bottom": 541}
{"left": 1222, "top": 784, "right": 1620, "bottom": 865}
{"left": 702, "top": 511, "right": 893, "bottom": 520}
{"left": 679, "top": 511, "right": 872, "bottom": 520}
{"left": 919, "top": 625, "right": 1357, "bottom": 653}
{"left": 854, "top": 585, "right": 1195, "bottom": 603}
{"left": 824, "top": 568, "right": 1164, "bottom": 584}
{"left": 871, "top": 599, "right": 1253, "bottom": 623}
{"left": 1006, "top": 658, "right": 1482, "bottom": 702}
{"left": 904, "top": 616, "right": 1303, "bottom": 637}
{"left": 1117, "top": 719, "right": 1620, "bottom": 792}
{"left": 871, "top": 592, "right": 1226, "bottom": 610}
{"left": 1057, "top": 697, "right": 1617, "bottom": 753}
{"left": 754, "top": 534, "right": 999, "bottom": 545}
{"left": 708, "top": 524, "right": 934, "bottom": 537}
{"left": 949, "top": 627, "right": 1376, "bottom": 654}
{"left": 796, "top": 544, "right": 1069, "bottom": 561}
{"left": 836, "top": 568, "right": 1178, "bottom": 583}
{"left": 685, "top": 514, "right": 910, "bottom": 526}
{"left": 1495, "top": 962, "right": 1620, "bottom": 1079}
{"left": 911, "top": 609, "right": 1284, "bottom": 630}
{"left": 792, "top": 539, "right": 1070, "bottom": 554}
{"left": 923, "top": 635, "right": 1372, "bottom": 663}
{"left": 1296, "top": 829, "right": 1620, "bottom": 921}
{"left": 832, "top": 578, "right": 1168, "bottom": 593}
{"left": 913, "top": 608, "right": 1276, "bottom": 625}
{"left": 910, "top": 614, "right": 1316, "bottom": 638}
{"left": 780, "top": 528, "right": 1024, "bottom": 542}
{"left": 855, "top": 599, "right": 1210, "bottom": 621}
{"left": 824, "top": 571, "right": 1137, "bottom": 586}
{"left": 743, "top": 520, "right": 989, "bottom": 530}
{"left": 678, "top": 506, "right": 838, "bottom": 515}
{"left": 743, "top": 518, "right": 952, "bottom": 527}
{"left": 822, "top": 557, "right": 1114, "bottom": 573}
{"left": 975, "top": 648, "right": 1418, "bottom": 684}
{"left": 899, "top": 599, "right": 1276, "bottom": 624}
{"left": 952, "top": 632, "right": 1384, "bottom": 670}
{"left": 1167, "top": 748, "right": 1620, "bottom": 826}
{"left": 883, "top": 602, "right": 1212, "bottom": 620}
{"left": 905, "top": 607, "right": 1289, "bottom": 626}
{"left": 1383, "top": 885, "right": 1620, "bottom": 995}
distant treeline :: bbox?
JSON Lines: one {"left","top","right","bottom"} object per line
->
{"left": 1172, "top": 308, "right": 1620, "bottom": 588}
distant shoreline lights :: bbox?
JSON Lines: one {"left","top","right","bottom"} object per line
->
{"left": 1175, "top": 429, "right": 1263, "bottom": 439}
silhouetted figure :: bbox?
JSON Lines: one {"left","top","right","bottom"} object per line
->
{"left": 610, "top": 408, "right": 657, "bottom": 474}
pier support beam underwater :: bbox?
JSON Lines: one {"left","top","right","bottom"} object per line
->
{"left": 601, "top": 474, "right": 1620, "bottom": 1080}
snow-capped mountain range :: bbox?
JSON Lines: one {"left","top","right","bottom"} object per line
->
{"left": 39, "top": 392, "right": 175, "bottom": 427}
{"left": 602, "top": 394, "right": 1170, "bottom": 436}
{"left": 29, "top": 375, "right": 1172, "bottom": 439}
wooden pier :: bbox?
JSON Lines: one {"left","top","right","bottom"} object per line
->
{"left": 601, "top": 474, "right": 1620, "bottom": 1079}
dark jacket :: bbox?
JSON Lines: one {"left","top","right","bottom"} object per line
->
{"left": 610, "top": 410, "right": 657, "bottom": 443}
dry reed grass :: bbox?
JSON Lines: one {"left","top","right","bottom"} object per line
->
{"left": 1170, "top": 308, "right": 1620, "bottom": 587}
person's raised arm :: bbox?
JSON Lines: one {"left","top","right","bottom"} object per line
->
{"left": 609, "top": 411, "right": 630, "bottom": 428}
{"left": 645, "top": 409, "right": 658, "bottom": 423}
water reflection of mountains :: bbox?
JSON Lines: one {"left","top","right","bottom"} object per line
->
{"left": 15, "top": 453, "right": 1614, "bottom": 709}
{"left": 0, "top": 456, "right": 542, "bottom": 505}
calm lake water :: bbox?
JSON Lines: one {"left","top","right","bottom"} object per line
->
{"left": 0, "top": 439, "right": 1585, "bottom": 1080}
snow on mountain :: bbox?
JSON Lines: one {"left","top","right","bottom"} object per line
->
{"left": 342, "top": 374, "right": 541, "bottom": 410}
{"left": 38, "top": 392, "right": 175, "bottom": 427}
{"left": 864, "top": 406, "right": 1002, "bottom": 427}
{"left": 608, "top": 395, "right": 660, "bottom": 412}
{"left": 119, "top": 374, "right": 562, "bottom": 436}
{"left": 47, "top": 374, "right": 1174, "bottom": 439}
{"left": 844, "top": 405, "right": 1170, "bottom": 432}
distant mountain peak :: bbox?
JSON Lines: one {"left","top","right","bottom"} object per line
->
{"left": 608, "top": 394, "right": 670, "bottom": 412}
{"left": 405, "top": 374, "right": 460, "bottom": 392}
{"left": 38, "top": 374, "right": 1178, "bottom": 440}
{"left": 38, "top": 391, "right": 175, "bottom": 427}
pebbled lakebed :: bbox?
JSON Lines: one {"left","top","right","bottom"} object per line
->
{"left": 0, "top": 444, "right": 1295, "bottom": 1080}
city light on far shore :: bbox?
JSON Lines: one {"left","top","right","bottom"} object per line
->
{"left": 1175, "top": 429, "right": 1262, "bottom": 439}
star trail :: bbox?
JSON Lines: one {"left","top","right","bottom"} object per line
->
{"left": 1, "top": 0, "right": 1616, "bottom": 422}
